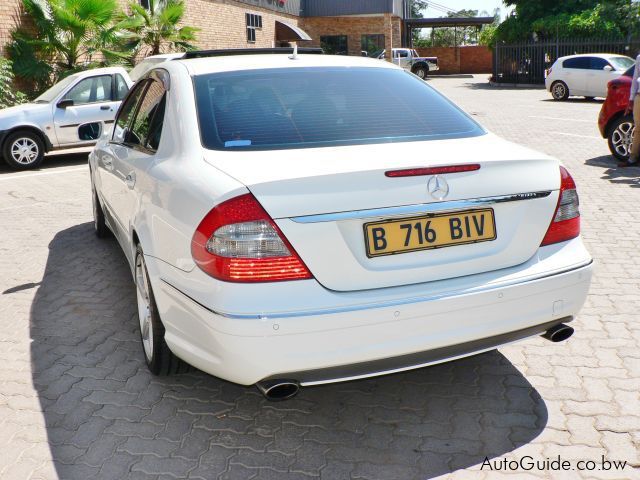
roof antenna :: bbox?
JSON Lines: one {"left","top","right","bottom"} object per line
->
{"left": 289, "top": 43, "right": 298, "bottom": 60}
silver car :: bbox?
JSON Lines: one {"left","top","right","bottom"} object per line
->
{"left": 0, "top": 67, "right": 132, "bottom": 170}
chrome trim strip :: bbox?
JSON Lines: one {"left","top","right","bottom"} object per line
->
{"left": 163, "top": 260, "right": 592, "bottom": 320}
{"left": 289, "top": 191, "right": 552, "bottom": 224}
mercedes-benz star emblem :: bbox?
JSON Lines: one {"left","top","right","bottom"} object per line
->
{"left": 427, "top": 175, "right": 449, "bottom": 200}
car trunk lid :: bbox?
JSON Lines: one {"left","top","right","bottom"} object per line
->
{"left": 203, "top": 134, "right": 561, "bottom": 291}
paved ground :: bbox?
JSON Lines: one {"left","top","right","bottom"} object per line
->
{"left": 0, "top": 75, "right": 638, "bottom": 480}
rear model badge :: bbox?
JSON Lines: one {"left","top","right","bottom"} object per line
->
{"left": 428, "top": 175, "right": 449, "bottom": 200}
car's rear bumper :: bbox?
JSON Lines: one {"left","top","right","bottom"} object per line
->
{"left": 147, "top": 253, "right": 592, "bottom": 386}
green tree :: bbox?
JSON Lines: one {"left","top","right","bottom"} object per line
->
{"left": 121, "top": 0, "right": 198, "bottom": 60}
{"left": 0, "top": 58, "right": 28, "bottom": 108}
{"left": 8, "top": 0, "right": 127, "bottom": 90}
{"left": 492, "top": 0, "right": 640, "bottom": 43}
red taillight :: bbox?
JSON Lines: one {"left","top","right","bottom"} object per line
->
{"left": 191, "top": 193, "right": 313, "bottom": 282}
{"left": 385, "top": 164, "right": 481, "bottom": 177}
{"left": 540, "top": 166, "right": 580, "bottom": 246}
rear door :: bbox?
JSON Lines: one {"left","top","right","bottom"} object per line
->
{"left": 53, "top": 74, "right": 120, "bottom": 145}
{"left": 561, "top": 57, "right": 589, "bottom": 95}
{"left": 95, "top": 79, "right": 148, "bottom": 236}
{"left": 111, "top": 73, "right": 168, "bottom": 240}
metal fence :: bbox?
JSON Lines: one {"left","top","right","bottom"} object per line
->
{"left": 493, "top": 37, "right": 640, "bottom": 84}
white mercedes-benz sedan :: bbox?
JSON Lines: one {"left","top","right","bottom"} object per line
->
{"left": 89, "top": 48, "right": 592, "bottom": 400}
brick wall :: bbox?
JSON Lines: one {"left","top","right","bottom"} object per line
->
{"left": 0, "top": 0, "right": 34, "bottom": 57}
{"left": 302, "top": 14, "right": 401, "bottom": 59}
{"left": 459, "top": 46, "right": 492, "bottom": 74}
{"left": 416, "top": 45, "right": 492, "bottom": 75}
{"left": 182, "top": 0, "right": 300, "bottom": 50}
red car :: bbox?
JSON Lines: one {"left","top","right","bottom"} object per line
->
{"left": 598, "top": 65, "right": 634, "bottom": 160}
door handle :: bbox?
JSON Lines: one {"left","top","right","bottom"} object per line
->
{"left": 102, "top": 157, "right": 114, "bottom": 171}
{"left": 100, "top": 105, "right": 111, "bottom": 111}
{"left": 125, "top": 172, "right": 136, "bottom": 189}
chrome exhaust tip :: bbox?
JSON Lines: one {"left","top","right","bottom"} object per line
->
{"left": 256, "top": 380, "right": 300, "bottom": 401}
{"left": 542, "top": 323, "right": 574, "bottom": 343}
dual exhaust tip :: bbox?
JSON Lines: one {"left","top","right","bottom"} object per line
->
{"left": 255, "top": 323, "right": 574, "bottom": 401}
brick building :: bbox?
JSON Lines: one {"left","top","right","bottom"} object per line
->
{"left": 1, "top": 0, "right": 408, "bottom": 60}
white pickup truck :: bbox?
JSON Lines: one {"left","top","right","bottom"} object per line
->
{"left": 391, "top": 48, "right": 439, "bottom": 79}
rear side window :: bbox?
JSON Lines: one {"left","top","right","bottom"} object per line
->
{"left": 112, "top": 80, "right": 148, "bottom": 143}
{"left": 194, "top": 67, "right": 484, "bottom": 151}
{"left": 589, "top": 57, "right": 610, "bottom": 70}
{"left": 128, "top": 80, "right": 167, "bottom": 152}
{"left": 114, "top": 74, "right": 129, "bottom": 101}
{"left": 563, "top": 57, "right": 590, "bottom": 69}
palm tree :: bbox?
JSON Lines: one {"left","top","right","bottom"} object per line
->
{"left": 123, "top": 0, "right": 198, "bottom": 59}
{"left": 8, "top": 0, "right": 127, "bottom": 90}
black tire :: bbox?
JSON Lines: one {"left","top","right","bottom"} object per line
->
{"left": 551, "top": 81, "right": 569, "bottom": 101}
{"left": 92, "top": 186, "right": 110, "bottom": 238}
{"left": 607, "top": 115, "right": 635, "bottom": 161}
{"left": 135, "top": 245, "right": 190, "bottom": 375}
{"left": 2, "top": 130, "right": 45, "bottom": 170}
{"left": 585, "top": 96, "right": 595, "bottom": 101}
{"left": 412, "top": 64, "right": 429, "bottom": 79}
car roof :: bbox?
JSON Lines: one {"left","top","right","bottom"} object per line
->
{"left": 72, "top": 66, "right": 128, "bottom": 77}
{"left": 557, "top": 53, "right": 630, "bottom": 61}
{"left": 177, "top": 53, "right": 399, "bottom": 76}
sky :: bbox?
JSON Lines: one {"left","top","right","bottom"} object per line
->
{"left": 421, "top": 1, "right": 514, "bottom": 21}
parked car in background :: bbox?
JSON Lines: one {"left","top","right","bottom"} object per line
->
{"left": 545, "top": 53, "right": 634, "bottom": 101}
{"left": 0, "top": 67, "right": 132, "bottom": 170}
{"left": 391, "top": 48, "right": 439, "bottom": 79}
{"left": 90, "top": 48, "right": 592, "bottom": 401}
{"left": 129, "top": 53, "right": 185, "bottom": 83}
{"left": 598, "top": 65, "right": 634, "bottom": 160}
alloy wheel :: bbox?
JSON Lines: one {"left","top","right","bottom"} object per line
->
{"left": 552, "top": 83, "right": 566, "bottom": 99}
{"left": 611, "top": 121, "right": 634, "bottom": 158}
{"left": 10, "top": 137, "right": 39, "bottom": 165}
{"left": 135, "top": 254, "right": 154, "bottom": 362}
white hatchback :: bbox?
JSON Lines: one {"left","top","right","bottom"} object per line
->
{"left": 90, "top": 49, "right": 592, "bottom": 400}
{"left": 545, "top": 53, "right": 634, "bottom": 100}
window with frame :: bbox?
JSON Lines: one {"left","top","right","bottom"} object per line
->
{"left": 128, "top": 80, "right": 167, "bottom": 152}
{"left": 112, "top": 80, "right": 148, "bottom": 144}
{"left": 563, "top": 57, "right": 590, "bottom": 69}
{"left": 361, "top": 34, "right": 385, "bottom": 57}
{"left": 246, "top": 13, "right": 262, "bottom": 43}
{"left": 589, "top": 57, "right": 610, "bottom": 70}
{"left": 64, "top": 75, "right": 113, "bottom": 105}
{"left": 320, "top": 35, "right": 348, "bottom": 56}
{"left": 114, "top": 74, "right": 130, "bottom": 101}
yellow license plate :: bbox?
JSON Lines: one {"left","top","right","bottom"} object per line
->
{"left": 364, "top": 208, "right": 497, "bottom": 258}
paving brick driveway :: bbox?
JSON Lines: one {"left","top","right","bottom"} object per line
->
{"left": 0, "top": 75, "right": 638, "bottom": 480}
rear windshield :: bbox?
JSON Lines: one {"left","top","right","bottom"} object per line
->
{"left": 194, "top": 67, "right": 484, "bottom": 151}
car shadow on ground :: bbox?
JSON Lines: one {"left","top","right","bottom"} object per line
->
{"left": 585, "top": 155, "right": 640, "bottom": 188}
{"left": 25, "top": 222, "right": 548, "bottom": 479}
{"left": 540, "top": 98, "right": 604, "bottom": 104}
{"left": 0, "top": 152, "right": 89, "bottom": 174}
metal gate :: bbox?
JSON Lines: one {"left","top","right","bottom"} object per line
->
{"left": 493, "top": 37, "right": 640, "bottom": 84}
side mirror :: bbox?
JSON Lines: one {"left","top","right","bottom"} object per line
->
{"left": 603, "top": 65, "right": 614, "bottom": 72}
{"left": 57, "top": 99, "right": 74, "bottom": 109}
{"left": 78, "top": 122, "right": 102, "bottom": 141}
